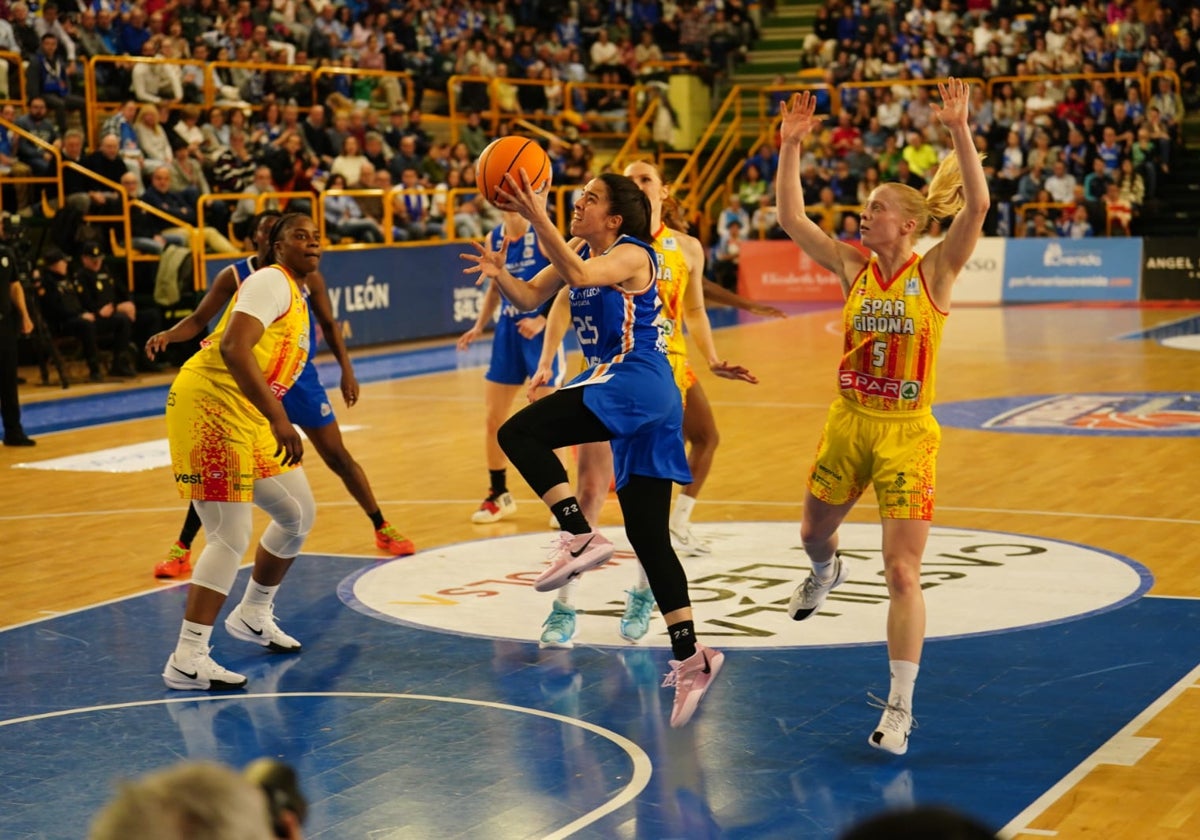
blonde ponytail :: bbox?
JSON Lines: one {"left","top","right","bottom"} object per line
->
{"left": 884, "top": 149, "right": 984, "bottom": 237}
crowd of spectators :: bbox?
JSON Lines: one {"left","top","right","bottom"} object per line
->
{"left": 0, "top": 1, "right": 766, "bottom": 375}
{"left": 719, "top": 0, "right": 1196, "bottom": 255}
{"left": 0, "top": 0, "right": 765, "bottom": 259}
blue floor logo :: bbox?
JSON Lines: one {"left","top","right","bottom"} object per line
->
{"left": 937, "top": 392, "right": 1200, "bottom": 435}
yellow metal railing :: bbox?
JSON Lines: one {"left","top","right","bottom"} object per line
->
{"left": 0, "top": 50, "right": 28, "bottom": 109}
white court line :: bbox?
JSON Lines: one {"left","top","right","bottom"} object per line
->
{"left": 999, "top": 663, "right": 1200, "bottom": 839}
{"left": 6, "top": 498, "right": 1200, "bottom": 527}
{"left": 0, "top": 691, "right": 652, "bottom": 840}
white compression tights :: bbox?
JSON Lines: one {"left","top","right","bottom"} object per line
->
{"left": 191, "top": 469, "right": 316, "bottom": 594}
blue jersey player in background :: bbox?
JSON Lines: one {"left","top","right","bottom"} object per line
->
{"left": 457, "top": 209, "right": 565, "bottom": 525}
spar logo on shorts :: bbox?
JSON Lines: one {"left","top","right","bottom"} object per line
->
{"left": 937, "top": 392, "right": 1200, "bottom": 436}
{"left": 337, "top": 523, "right": 1148, "bottom": 649}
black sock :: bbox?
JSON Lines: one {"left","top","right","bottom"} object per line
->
{"left": 489, "top": 469, "right": 507, "bottom": 495}
{"left": 550, "top": 497, "right": 590, "bottom": 535}
{"left": 179, "top": 503, "right": 203, "bottom": 549}
{"left": 367, "top": 509, "right": 385, "bottom": 530}
{"left": 668, "top": 620, "right": 698, "bottom": 661}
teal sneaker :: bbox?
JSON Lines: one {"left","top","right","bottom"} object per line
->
{"left": 619, "top": 586, "right": 655, "bottom": 643}
{"left": 539, "top": 600, "right": 577, "bottom": 648}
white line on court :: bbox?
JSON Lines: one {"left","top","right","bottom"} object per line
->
{"left": 0, "top": 692, "right": 652, "bottom": 839}
{"left": 6, "top": 499, "right": 1200, "bottom": 526}
{"left": 999, "top": 663, "right": 1200, "bottom": 839}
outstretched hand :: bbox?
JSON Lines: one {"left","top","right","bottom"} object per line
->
{"left": 931, "top": 77, "right": 971, "bottom": 129}
{"left": 461, "top": 236, "right": 510, "bottom": 287}
{"left": 145, "top": 331, "right": 170, "bottom": 359}
{"left": 779, "top": 90, "right": 822, "bottom": 146}
{"left": 710, "top": 360, "right": 758, "bottom": 384}
{"left": 747, "top": 302, "right": 787, "bottom": 319}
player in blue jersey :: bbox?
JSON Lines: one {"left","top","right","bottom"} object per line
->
{"left": 146, "top": 211, "right": 417, "bottom": 579}
{"left": 462, "top": 171, "right": 724, "bottom": 728}
{"left": 456, "top": 209, "right": 565, "bottom": 525}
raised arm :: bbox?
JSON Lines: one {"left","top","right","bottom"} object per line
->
{"left": 461, "top": 238, "right": 564, "bottom": 312}
{"left": 494, "top": 170, "right": 650, "bottom": 290}
{"left": 776, "top": 91, "right": 866, "bottom": 292}
{"left": 923, "top": 78, "right": 990, "bottom": 306}
{"left": 144, "top": 266, "right": 238, "bottom": 359}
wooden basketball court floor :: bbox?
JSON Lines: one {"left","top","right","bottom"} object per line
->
{"left": 2, "top": 302, "right": 1199, "bottom": 839}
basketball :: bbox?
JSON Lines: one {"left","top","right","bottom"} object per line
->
{"left": 476, "top": 136, "right": 551, "bottom": 204}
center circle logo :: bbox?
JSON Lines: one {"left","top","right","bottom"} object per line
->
{"left": 338, "top": 523, "right": 1149, "bottom": 649}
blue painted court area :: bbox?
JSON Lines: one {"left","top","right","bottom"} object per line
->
{"left": 1118, "top": 313, "right": 1200, "bottom": 341}
{"left": 1, "top": 553, "right": 1197, "bottom": 839}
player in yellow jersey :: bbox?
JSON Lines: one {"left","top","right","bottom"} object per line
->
{"left": 528, "top": 160, "right": 761, "bottom": 649}
{"left": 776, "top": 80, "right": 989, "bottom": 754}
{"left": 148, "top": 211, "right": 415, "bottom": 580}
{"left": 161, "top": 213, "right": 323, "bottom": 692}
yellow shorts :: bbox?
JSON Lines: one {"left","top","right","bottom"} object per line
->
{"left": 165, "top": 368, "right": 295, "bottom": 502}
{"left": 668, "top": 353, "right": 696, "bottom": 407}
{"left": 806, "top": 398, "right": 941, "bottom": 520}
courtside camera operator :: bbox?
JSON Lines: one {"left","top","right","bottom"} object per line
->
{"left": 244, "top": 759, "right": 307, "bottom": 839}
{"left": 0, "top": 216, "right": 36, "bottom": 446}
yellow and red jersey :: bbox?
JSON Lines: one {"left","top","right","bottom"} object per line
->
{"left": 185, "top": 264, "right": 311, "bottom": 403}
{"left": 838, "top": 253, "right": 946, "bottom": 415}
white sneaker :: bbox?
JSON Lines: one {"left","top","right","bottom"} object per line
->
{"left": 869, "top": 694, "right": 916, "bottom": 756}
{"left": 224, "top": 603, "right": 302, "bottom": 652}
{"left": 471, "top": 490, "right": 517, "bottom": 524}
{"left": 163, "top": 647, "right": 247, "bottom": 691}
{"left": 788, "top": 554, "right": 849, "bottom": 621}
{"left": 670, "top": 523, "right": 711, "bottom": 557}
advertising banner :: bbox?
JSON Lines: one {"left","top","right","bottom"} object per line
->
{"left": 1141, "top": 238, "right": 1200, "bottom": 301}
{"left": 204, "top": 244, "right": 474, "bottom": 349}
{"left": 1003, "top": 239, "right": 1141, "bottom": 303}
{"left": 737, "top": 240, "right": 855, "bottom": 302}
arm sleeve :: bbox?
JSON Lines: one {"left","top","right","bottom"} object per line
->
{"left": 231, "top": 268, "right": 292, "bottom": 327}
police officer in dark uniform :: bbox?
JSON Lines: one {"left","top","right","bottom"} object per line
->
{"left": 37, "top": 247, "right": 109, "bottom": 382}
{"left": 0, "top": 225, "right": 35, "bottom": 446}
{"left": 76, "top": 242, "right": 148, "bottom": 376}
{"left": 77, "top": 242, "right": 165, "bottom": 374}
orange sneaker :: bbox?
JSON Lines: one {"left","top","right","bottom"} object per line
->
{"left": 375, "top": 523, "right": 416, "bottom": 556}
{"left": 155, "top": 541, "right": 192, "bottom": 579}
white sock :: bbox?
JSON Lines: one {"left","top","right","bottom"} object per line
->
{"left": 811, "top": 558, "right": 834, "bottom": 582}
{"left": 557, "top": 579, "right": 577, "bottom": 608}
{"left": 176, "top": 620, "right": 212, "bottom": 658}
{"left": 241, "top": 581, "right": 279, "bottom": 611}
{"left": 671, "top": 493, "right": 697, "bottom": 527}
{"left": 633, "top": 563, "right": 650, "bottom": 591}
{"left": 888, "top": 660, "right": 920, "bottom": 711}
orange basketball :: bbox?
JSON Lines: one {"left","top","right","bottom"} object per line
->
{"left": 476, "top": 135, "right": 551, "bottom": 204}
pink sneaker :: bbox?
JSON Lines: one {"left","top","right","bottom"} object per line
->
{"left": 662, "top": 643, "right": 725, "bottom": 728}
{"left": 533, "top": 531, "right": 615, "bottom": 592}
